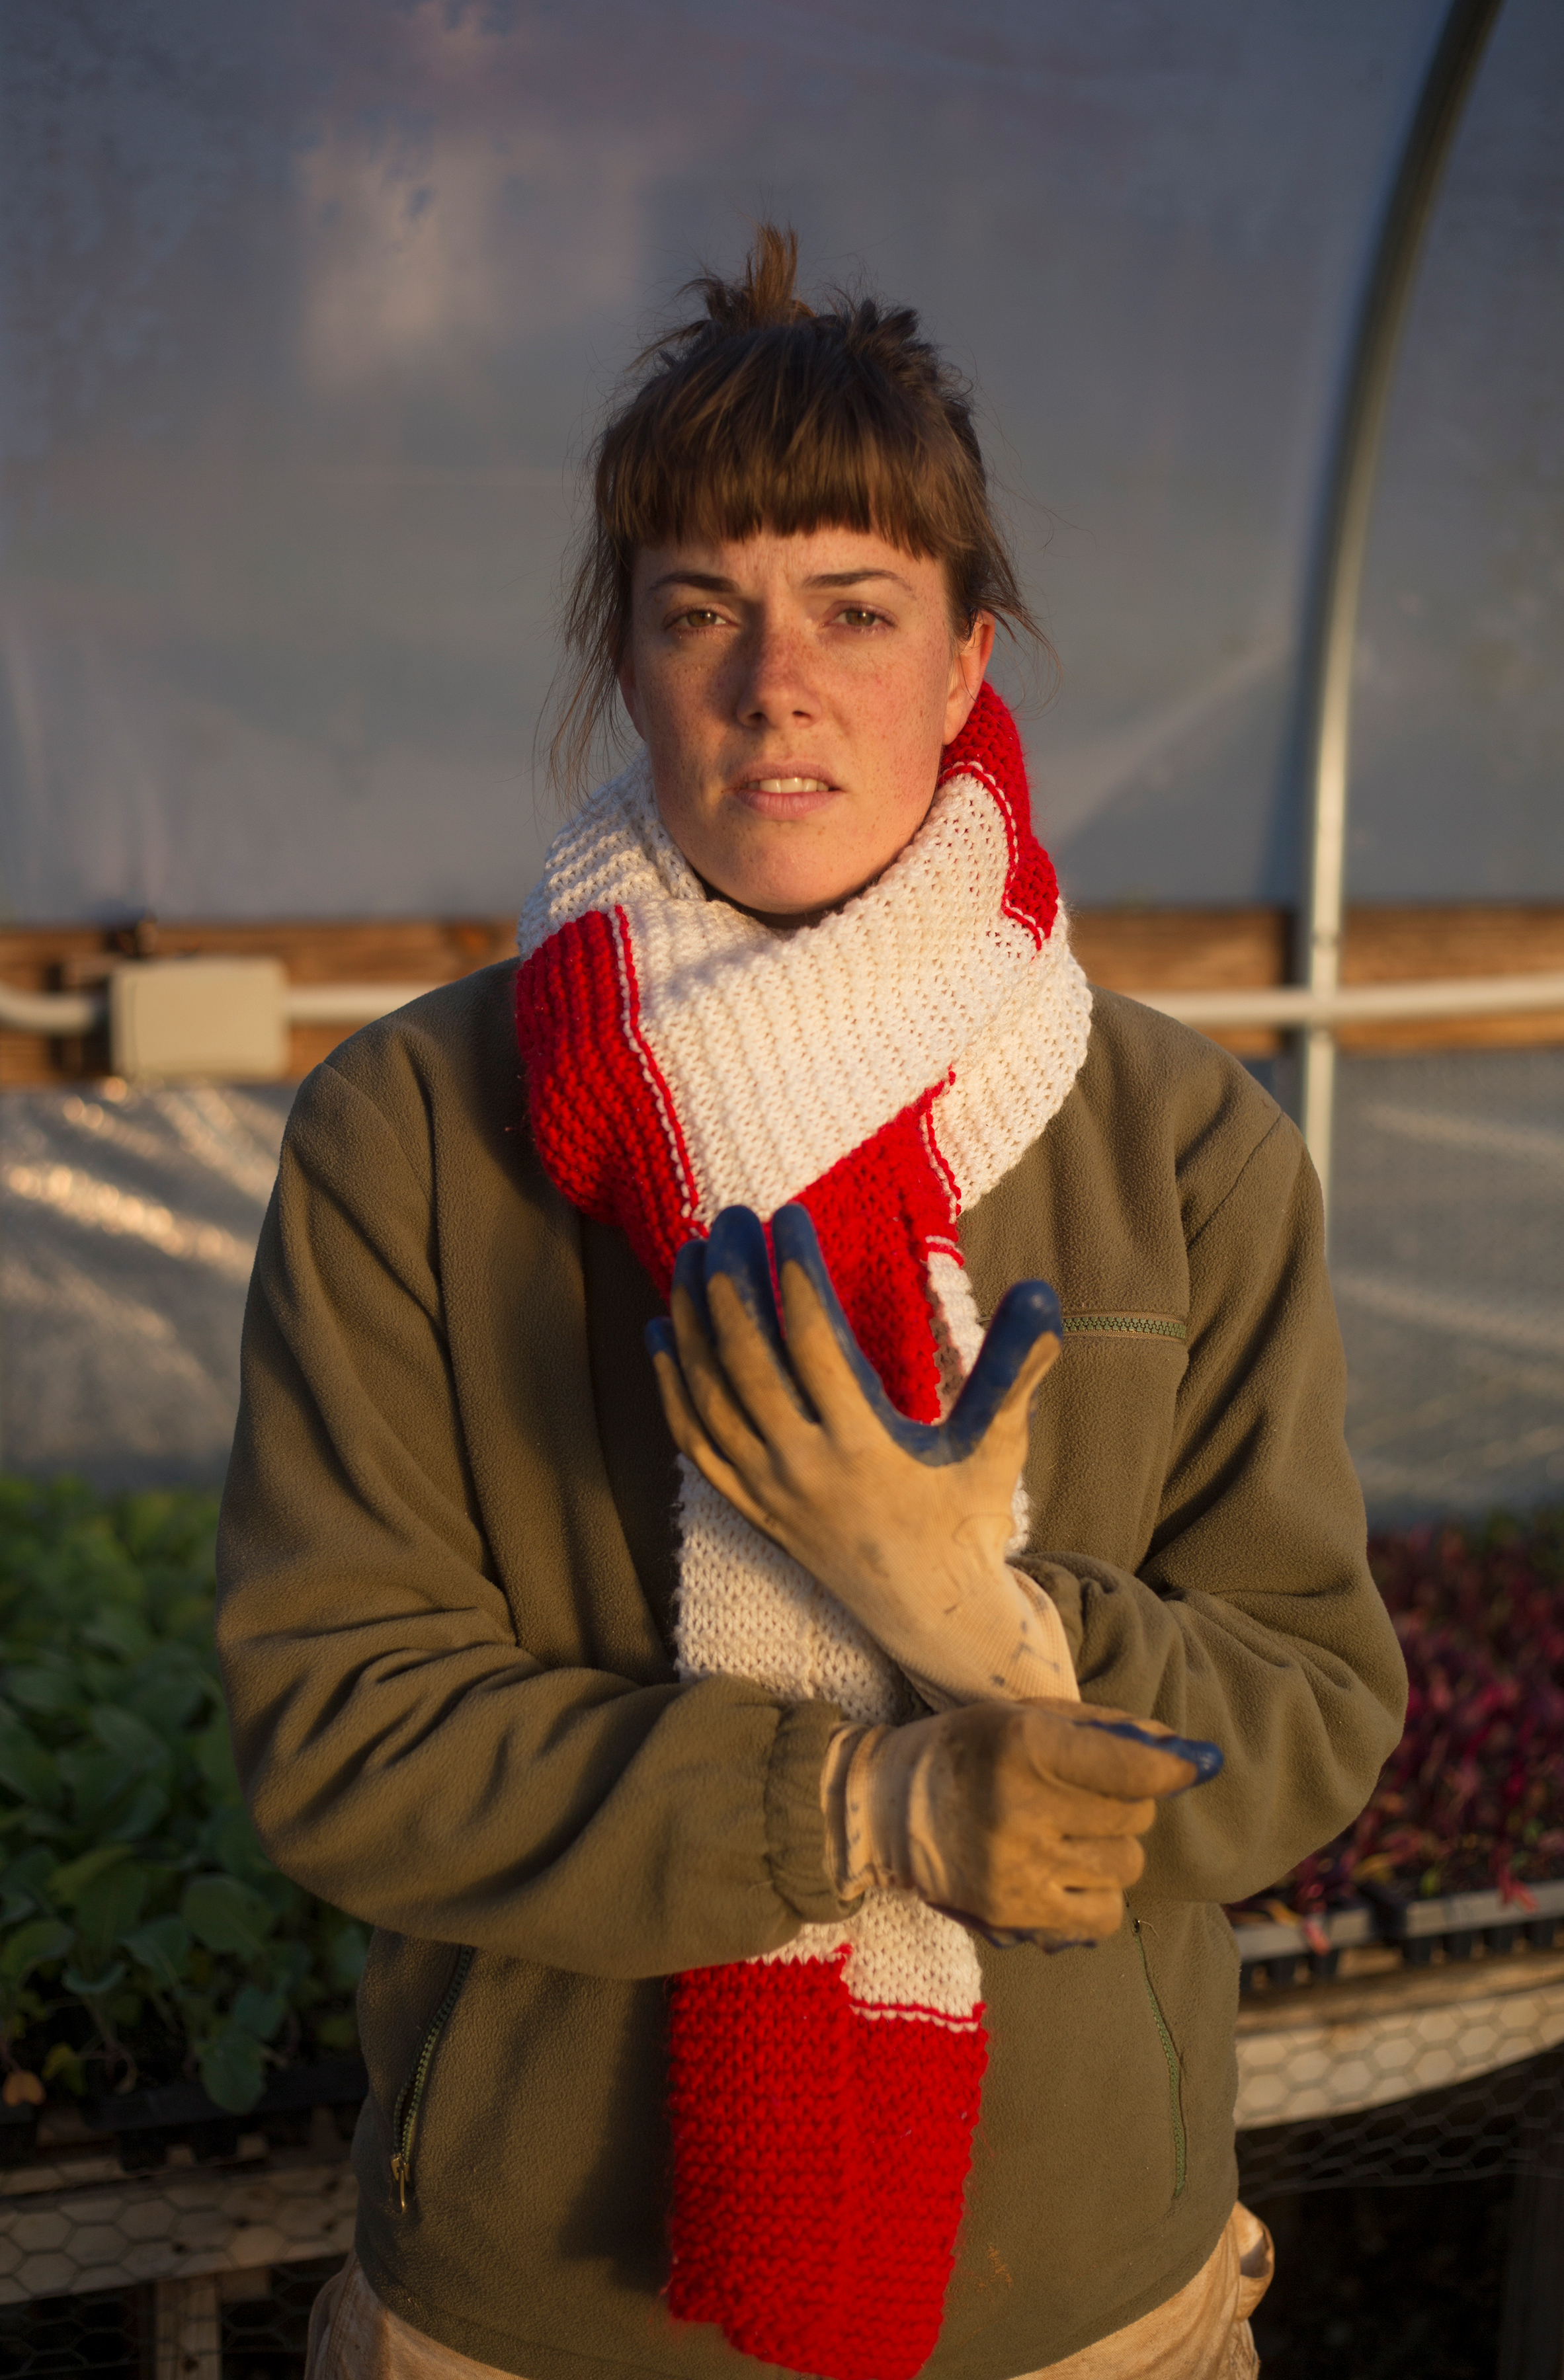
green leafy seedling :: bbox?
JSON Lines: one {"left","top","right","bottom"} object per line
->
{"left": 198, "top": 2026, "right": 267, "bottom": 2114}
{"left": 120, "top": 1915, "right": 192, "bottom": 1993}
{"left": 182, "top": 1875, "right": 276, "bottom": 1960}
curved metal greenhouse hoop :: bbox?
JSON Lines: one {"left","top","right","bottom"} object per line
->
{"left": 1297, "top": 0, "right": 1507, "bottom": 1229}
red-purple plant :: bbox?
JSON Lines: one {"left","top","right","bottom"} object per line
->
{"left": 1256, "top": 1510, "right": 1564, "bottom": 1913}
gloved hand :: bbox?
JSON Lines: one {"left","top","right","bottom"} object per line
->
{"left": 820, "top": 1696, "right": 1222, "bottom": 1947}
{"left": 647, "top": 1204, "right": 1075, "bottom": 1706}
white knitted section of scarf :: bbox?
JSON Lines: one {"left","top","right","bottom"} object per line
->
{"left": 521, "top": 750, "right": 1092, "bottom": 2020}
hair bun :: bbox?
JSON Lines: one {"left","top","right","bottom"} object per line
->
{"left": 686, "top": 223, "right": 813, "bottom": 335}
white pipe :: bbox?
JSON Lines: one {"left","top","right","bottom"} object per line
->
{"left": 283, "top": 982, "right": 438, "bottom": 1024}
{"left": 6, "top": 968, "right": 1562, "bottom": 1048}
{"left": 0, "top": 982, "right": 106, "bottom": 1034}
{"left": 0, "top": 979, "right": 440, "bottom": 1035}
{"left": 1129, "top": 972, "right": 1564, "bottom": 1030}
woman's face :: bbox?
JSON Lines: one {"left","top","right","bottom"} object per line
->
{"left": 617, "top": 526, "right": 994, "bottom": 924}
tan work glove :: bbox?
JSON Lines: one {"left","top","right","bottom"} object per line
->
{"left": 820, "top": 1696, "right": 1220, "bottom": 1948}
{"left": 648, "top": 1204, "right": 1075, "bottom": 1706}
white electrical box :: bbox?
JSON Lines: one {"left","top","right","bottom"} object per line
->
{"left": 107, "top": 957, "right": 290, "bottom": 1082}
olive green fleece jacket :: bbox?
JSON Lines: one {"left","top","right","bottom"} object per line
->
{"left": 216, "top": 962, "right": 1405, "bottom": 2380}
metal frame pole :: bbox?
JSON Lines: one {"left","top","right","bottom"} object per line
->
{"left": 1297, "top": 0, "right": 1505, "bottom": 1230}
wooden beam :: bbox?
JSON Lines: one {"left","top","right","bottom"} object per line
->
{"left": 1075, "top": 904, "right": 1564, "bottom": 1057}
{"left": 1070, "top": 908, "right": 1289, "bottom": 1057}
{"left": 2, "top": 907, "right": 1563, "bottom": 1086}
{"left": 1337, "top": 904, "right": 1564, "bottom": 1052}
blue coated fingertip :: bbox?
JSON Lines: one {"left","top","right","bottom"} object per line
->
{"left": 645, "top": 1316, "right": 679, "bottom": 1368}
{"left": 671, "top": 1234, "right": 713, "bottom": 1337}
{"left": 1080, "top": 1717, "right": 1225, "bottom": 1788}
{"left": 772, "top": 1207, "right": 1064, "bottom": 1467}
{"left": 943, "top": 1278, "right": 1063, "bottom": 1458}
{"left": 706, "top": 1207, "right": 788, "bottom": 1368}
{"left": 772, "top": 1205, "right": 931, "bottom": 1448}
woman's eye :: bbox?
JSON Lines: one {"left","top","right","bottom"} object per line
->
{"left": 673, "top": 608, "right": 726, "bottom": 630}
{"left": 837, "top": 608, "right": 889, "bottom": 630}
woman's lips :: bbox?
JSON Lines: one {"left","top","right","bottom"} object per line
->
{"left": 729, "top": 775, "right": 842, "bottom": 820}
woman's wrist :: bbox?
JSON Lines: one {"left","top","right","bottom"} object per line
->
{"left": 895, "top": 1566, "right": 1079, "bottom": 1711}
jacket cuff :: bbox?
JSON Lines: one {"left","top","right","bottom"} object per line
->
{"left": 764, "top": 1699, "right": 848, "bottom": 1923}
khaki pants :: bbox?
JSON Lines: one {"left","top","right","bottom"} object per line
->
{"left": 308, "top": 2203, "right": 1273, "bottom": 2380}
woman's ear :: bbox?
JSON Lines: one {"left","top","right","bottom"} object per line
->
{"left": 943, "top": 613, "right": 996, "bottom": 742}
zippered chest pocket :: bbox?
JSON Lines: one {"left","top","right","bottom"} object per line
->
{"left": 1063, "top": 1312, "right": 1186, "bottom": 1347}
{"left": 1017, "top": 1311, "right": 1189, "bottom": 1563}
{"left": 390, "top": 1944, "right": 474, "bottom": 2209}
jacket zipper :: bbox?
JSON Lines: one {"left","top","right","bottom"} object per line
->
{"left": 1063, "top": 1313, "right": 1187, "bottom": 1342}
{"left": 1133, "top": 1919, "right": 1187, "bottom": 2200}
{"left": 390, "top": 1946, "right": 474, "bottom": 2210}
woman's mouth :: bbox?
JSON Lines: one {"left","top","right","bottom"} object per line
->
{"left": 730, "top": 775, "right": 841, "bottom": 819}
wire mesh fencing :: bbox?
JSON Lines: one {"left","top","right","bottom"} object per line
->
{"left": 0, "top": 2256, "right": 338, "bottom": 2380}
{"left": 1239, "top": 2040, "right": 1564, "bottom": 2202}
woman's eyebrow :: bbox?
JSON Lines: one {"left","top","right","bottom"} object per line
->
{"left": 646, "top": 570, "right": 737, "bottom": 595}
{"left": 805, "top": 569, "right": 911, "bottom": 591}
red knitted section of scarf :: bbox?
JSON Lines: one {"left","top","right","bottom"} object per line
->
{"left": 515, "top": 686, "right": 1055, "bottom": 2380}
{"left": 667, "top": 1956, "right": 989, "bottom": 2380}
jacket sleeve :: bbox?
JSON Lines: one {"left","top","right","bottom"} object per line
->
{"left": 216, "top": 1046, "right": 844, "bottom": 1981}
{"left": 1024, "top": 1111, "right": 1407, "bottom": 1907}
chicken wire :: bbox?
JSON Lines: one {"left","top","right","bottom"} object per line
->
{"left": 0, "top": 2256, "right": 336, "bottom": 2380}
{"left": 0, "top": 2280, "right": 141, "bottom": 2379}
{"left": 1239, "top": 2041, "right": 1564, "bottom": 2203}
{"left": 0, "top": 2057, "right": 1560, "bottom": 2380}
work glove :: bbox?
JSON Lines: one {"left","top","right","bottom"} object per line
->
{"left": 820, "top": 1695, "right": 1221, "bottom": 1947}
{"left": 647, "top": 1203, "right": 1077, "bottom": 1708}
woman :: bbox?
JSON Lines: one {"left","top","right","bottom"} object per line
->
{"left": 218, "top": 227, "right": 1405, "bottom": 2380}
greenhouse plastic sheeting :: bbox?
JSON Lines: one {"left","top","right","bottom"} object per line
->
{"left": 1347, "top": 0, "right": 1564, "bottom": 902}
{"left": 2, "top": 2, "right": 1563, "bottom": 1509}
{"left": 0, "top": 0, "right": 1469, "bottom": 920}
{"left": 0, "top": 1084, "right": 291, "bottom": 1487}
{"left": 1, "top": 1050, "right": 1560, "bottom": 1516}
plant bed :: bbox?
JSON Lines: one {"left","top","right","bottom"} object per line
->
{"left": 0, "top": 1480, "right": 369, "bottom": 2156}
{"left": 1231, "top": 1904, "right": 1376, "bottom": 1991}
{"left": 77, "top": 2051, "right": 369, "bottom": 2171}
{"left": 1229, "top": 1509, "right": 1564, "bottom": 1986}
{"left": 1356, "top": 1877, "right": 1564, "bottom": 1965}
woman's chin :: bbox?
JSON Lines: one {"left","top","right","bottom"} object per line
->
{"left": 727, "top": 885, "right": 847, "bottom": 930}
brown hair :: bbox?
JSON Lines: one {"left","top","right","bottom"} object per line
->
{"left": 548, "top": 224, "right": 1049, "bottom": 797}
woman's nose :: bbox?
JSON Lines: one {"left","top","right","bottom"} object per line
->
{"left": 734, "top": 619, "right": 818, "bottom": 726}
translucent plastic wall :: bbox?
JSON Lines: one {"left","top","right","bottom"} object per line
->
{"left": 1, "top": 0, "right": 1561, "bottom": 1510}
{"left": 1348, "top": 0, "right": 1564, "bottom": 901}
{"left": 1325, "top": 0, "right": 1564, "bottom": 1516}
{"left": 2, "top": 0, "right": 1452, "bottom": 922}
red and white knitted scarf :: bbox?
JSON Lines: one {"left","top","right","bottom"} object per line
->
{"left": 516, "top": 686, "right": 1092, "bottom": 2380}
